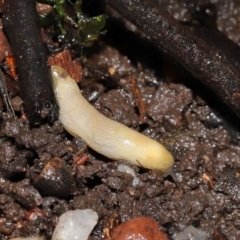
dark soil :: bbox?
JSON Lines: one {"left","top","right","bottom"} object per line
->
{"left": 1, "top": 1, "right": 240, "bottom": 240}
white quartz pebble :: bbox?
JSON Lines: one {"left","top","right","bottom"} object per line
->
{"left": 173, "top": 226, "right": 208, "bottom": 240}
{"left": 52, "top": 209, "right": 98, "bottom": 240}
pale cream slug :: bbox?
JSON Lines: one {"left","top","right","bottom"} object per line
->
{"left": 51, "top": 65, "right": 174, "bottom": 172}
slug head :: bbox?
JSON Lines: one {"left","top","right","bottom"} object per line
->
{"left": 51, "top": 65, "right": 70, "bottom": 88}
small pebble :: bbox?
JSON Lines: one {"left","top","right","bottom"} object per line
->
{"left": 32, "top": 157, "right": 77, "bottom": 198}
{"left": 52, "top": 209, "right": 98, "bottom": 240}
{"left": 111, "top": 217, "right": 169, "bottom": 240}
{"left": 172, "top": 226, "right": 208, "bottom": 240}
{"left": 10, "top": 96, "right": 23, "bottom": 112}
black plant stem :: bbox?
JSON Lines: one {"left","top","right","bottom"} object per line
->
{"left": 107, "top": 0, "right": 240, "bottom": 117}
{"left": 3, "top": 0, "right": 58, "bottom": 125}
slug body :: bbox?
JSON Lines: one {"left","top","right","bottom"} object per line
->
{"left": 51, "top": 65, "right": 174, "bottom": 172}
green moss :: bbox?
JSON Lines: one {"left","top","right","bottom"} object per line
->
{"left": 37, "top": 0, "right": 106, "bottom": 47}
{"left": 74, "top": 0, "right": 107, "bottom": 47}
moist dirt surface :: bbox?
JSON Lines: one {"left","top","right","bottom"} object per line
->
{"left": 1, "top": 1, "right": 240, "bottom": 240}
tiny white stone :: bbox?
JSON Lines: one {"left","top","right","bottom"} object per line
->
{"left": 172, "top": 226, "right": 208, "bottom": 240}
{"left": 117, "top": 164, "right": 139, "bottom": 186}
{"left": 52, "top": 209, "right": 98, "bottom": 240}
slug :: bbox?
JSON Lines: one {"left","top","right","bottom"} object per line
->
{"left": 51, "top": 65, "right": 174, "bottom": 172}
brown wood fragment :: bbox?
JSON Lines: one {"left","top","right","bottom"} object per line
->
{"left": 5, "top": 51, "right": 17, "bottom": 80}
{"left": 0, "top": 19, "right": 11, "bottom": 62}
{"left": 213, "top": 227, "right": 228, "bottom": 240}
{"left": 36, "top": 2, "right": 52, "bottom": 15}
{"left": 48, "top": 50, "right": 82, "bottom": 83}
{"left": 202, "top": 173, "right": 214, "bottom": 188}
{"left": 129, "top": 76, "right": 146, "bottom": 123}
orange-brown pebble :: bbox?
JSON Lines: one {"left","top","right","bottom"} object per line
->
{"left": 111, "top": 217, "right": 169, "bottom": 240}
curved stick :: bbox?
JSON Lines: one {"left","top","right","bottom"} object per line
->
{"left": 3, "top": 0, "right": 58, "bottom": 125}
{"left": 107, "top": 0, "right": 240, "bottom": 118}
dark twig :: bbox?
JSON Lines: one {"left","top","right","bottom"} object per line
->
{"left": 107, "top": 0, "right": 240, "bottom": 118}
{"left": 3, "top": 0, "right": 58, "bottom": 125}
{"left": 0, "top": 68, "right": 14, "bottom": 116}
